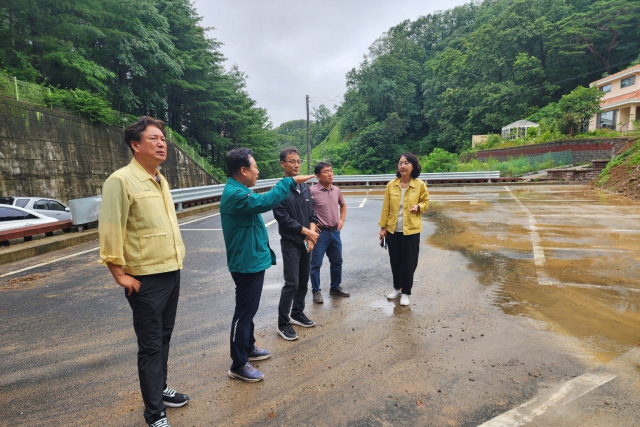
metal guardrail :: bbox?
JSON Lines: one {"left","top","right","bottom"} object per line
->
{"left": 68, "top": 171, "right": 501, "bottom": 225}
{"left": 333, "top": 171, "right": 500, "bottom": 185}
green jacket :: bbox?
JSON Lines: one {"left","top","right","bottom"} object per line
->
{"left": 220, "top": 176, "right": 296, "bottom": 273}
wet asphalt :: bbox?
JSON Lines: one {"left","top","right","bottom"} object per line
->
{"left": 1, "top": 184, "right": 639, "bottom": 427}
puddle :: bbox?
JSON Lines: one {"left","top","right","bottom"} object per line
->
{"left": 425, "top": 189, "right": 640, "bottom": 363}
{"left": 370, "top": 299, "right": 399, "bottom": 316}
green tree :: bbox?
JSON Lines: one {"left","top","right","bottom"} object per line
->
{"left": 552, "top": 0, "right": 640, "bottom": 73}
{"left": 347, "top": 115, "right": 406, "bottom": 174}
{"left": 556, "top": 85, "right": 604, "bottom": 135}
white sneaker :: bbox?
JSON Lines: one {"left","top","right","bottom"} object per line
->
{"left": 387, "top": 289, "right": 402, "bottom": 299}
{"left": 400, "top": 294, "right": 410, "bottom": 306}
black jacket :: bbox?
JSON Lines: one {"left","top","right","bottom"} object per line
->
{"left": 273, "top": 182, "right": 317, "bottom": 246}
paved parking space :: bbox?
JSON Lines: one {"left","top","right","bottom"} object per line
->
{"left": 1, "top": 184, "right": 639, "bottom": 426}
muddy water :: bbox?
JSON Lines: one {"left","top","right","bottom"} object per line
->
{"left": 426, "top": 186, "right": 640, "bottom": 363}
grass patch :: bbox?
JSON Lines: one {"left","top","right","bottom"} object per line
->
{"left": 597, "top": 138, "right": 640, "bottom": 185}
{"left": 457, "top": 155, "right": 565, "bottom": 177}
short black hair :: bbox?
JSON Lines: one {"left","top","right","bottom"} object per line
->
{"left": 396, "top": 152, "right": 421, "bottom": 179}
{"left": 279, "top": 147, "right": 300, "bottom": 162}
{"left": 226, "top": 147, "right": 253, "bottom": 177}
{"left": 124, "top": 116, "right": 166, "bottom": 154}
{"left": 314, "top": 161, "right": 333, "bottom": 175}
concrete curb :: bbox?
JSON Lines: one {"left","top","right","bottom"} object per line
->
{"left": 0, "top": 203, "right": 220, "bottom": 266}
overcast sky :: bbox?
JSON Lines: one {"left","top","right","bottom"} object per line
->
{"left": 196, "top": 0, "right": 469, "bottom": 127}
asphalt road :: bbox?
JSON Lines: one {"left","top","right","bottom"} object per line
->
{"left": 1, "top": 184, "right": 639, "bottom": 427}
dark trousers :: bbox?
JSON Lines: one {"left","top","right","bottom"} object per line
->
{"left": 310, "top": 229, "right": 343, "bottom": 293}
{"left": 387, "top": 231, "right": 420, "bottom": 295}
{"left": 126, "top": 270, "right": 180, "bottom": 424}
{"left": 278, "top": 239, "right": 310, "bottom": 328}
{"left": 230, "top": 270, "right": 265, "bottom": 370}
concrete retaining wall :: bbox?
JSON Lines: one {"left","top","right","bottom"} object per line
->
{"left": 0, "top": 97, "right": 216, "bottom": 203}
{"left": 476, "top": 138, "right": 629, "bottom": 163}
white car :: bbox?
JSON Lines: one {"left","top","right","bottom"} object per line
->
{"left": 0, "top": 205, "right": 58, "bottom": 232}
{"left": 0, "top": 197, "right": 71, "bottom": 221}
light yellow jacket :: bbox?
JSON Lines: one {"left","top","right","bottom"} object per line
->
{"left": 98, "top": 158, "right": 185, "bottom": 275}
{"left": 378, "top": 178, "right": 429, "bottom": 235}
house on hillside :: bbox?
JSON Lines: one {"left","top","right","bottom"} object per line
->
{"left": 501, "top": 120, "right": 539, "bottom": 139}
{"left": 589, "top": 64, "right": 640, "bottom": 132}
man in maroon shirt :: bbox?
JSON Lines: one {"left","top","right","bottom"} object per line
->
{"left": 309, "top": 162, "right": 350, "bottom": 303}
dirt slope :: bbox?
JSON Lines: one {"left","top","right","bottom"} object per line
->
{"left": 594, "top": 138, "right": 640, "bottom": 199}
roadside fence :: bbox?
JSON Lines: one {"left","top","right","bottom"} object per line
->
{"left": 69, "top": 171, "right": 502, "bottom": 226}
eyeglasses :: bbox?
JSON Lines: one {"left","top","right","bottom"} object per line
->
{"left": 398, "top": 162, "right": 412, "bottom": 166}
{"left": 285, "top": 160, "right": 304, "bottom": 165}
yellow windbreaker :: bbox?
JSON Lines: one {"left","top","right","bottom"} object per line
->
{"left": 378, "top": 177, "right": 429, "bottom": 235}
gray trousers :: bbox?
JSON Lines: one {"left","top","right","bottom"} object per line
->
{"left": 278, "top": 239, "right": 310, "bottom": 328}
{"left": 127, "top": 270, "right": 180, "bottom": 424}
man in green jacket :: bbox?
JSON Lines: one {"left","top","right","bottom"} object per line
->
{"left": 220, "top": 147, "right": 313, "bottom": 382}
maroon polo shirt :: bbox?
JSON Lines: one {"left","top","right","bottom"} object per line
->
{"left": 309, "top": 183, "right": 345, "bottom": 228}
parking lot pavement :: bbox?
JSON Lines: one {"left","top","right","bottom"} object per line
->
{"left": 1, "top": 184, "right": 639, "bottom": 426}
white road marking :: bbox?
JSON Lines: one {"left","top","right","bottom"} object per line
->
{"left": 506, "top": 187, "right": 546, "bottom": 268}
{"left": 359, "top": 197, "right": 368, "bottom": 208}
{"left": 265, "top": 220, "right": 277, "bottom": 227}
{"left": 0, "top": 247, "right": 100, "bottom": 278}
{"left": 179, "top": 212, "right": 220, "bottom": 226}
{"left": 478, "top": 371, "right": 617, "bottom": 427}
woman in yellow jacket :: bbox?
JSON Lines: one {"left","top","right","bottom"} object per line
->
{"left": 378, "top": 152, "right": 429, "bottom": 306}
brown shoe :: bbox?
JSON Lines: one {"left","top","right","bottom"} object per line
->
{"left": 329, "top": 287, "right": 350, "bottom": 297}
{"left": 313, "top": 291, "right": 324, "bottom": 304}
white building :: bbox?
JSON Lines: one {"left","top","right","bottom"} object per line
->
{"left": 501, "top": 120, "right": 539, "bottom": 139}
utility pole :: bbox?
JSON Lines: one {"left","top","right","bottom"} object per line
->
{"left": 306, "top": 95, "right": 311, "bottom": 174}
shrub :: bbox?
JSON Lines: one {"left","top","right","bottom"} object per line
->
{"left": 45, "top": 88, "right": 119, "bottom": 125}
{"left": 422, "top": 148, "right": 459, "bottom": 172}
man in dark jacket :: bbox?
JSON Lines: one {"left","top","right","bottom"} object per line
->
{"left": 220, "top": 147, "right": 313, "bottom": 382}
{"left": 273, "top": 147, "right": 319, "bottom": 341}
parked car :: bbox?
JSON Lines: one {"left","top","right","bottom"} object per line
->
{"left": 0, "top": 197, "right": 71, "bottom": 221}
{"left": 0, "top": 205, "right": 58, "bottom": 231}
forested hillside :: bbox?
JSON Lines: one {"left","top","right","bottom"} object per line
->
{"left": 281, "top": 0, "right": 640, "bottom": 174}
{"left": 4, "top": 0, "right": 639, "bottom": 178}
{"left": 0, "top": 0, "right": 280, "bottom": 177}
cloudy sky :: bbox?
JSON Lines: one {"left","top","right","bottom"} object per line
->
{"left": 196, "top": 0, "right": 469, "bottom": 127}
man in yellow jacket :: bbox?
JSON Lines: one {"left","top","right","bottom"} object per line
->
{"left": 98, "top": 116, "right": 188, "bottom": 427}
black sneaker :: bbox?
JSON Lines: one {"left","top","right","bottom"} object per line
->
{"left": 330, "top": 286, "right": 350, "bottom": 297}
{"left": 277, "top": 324, "right": 299, "bottom": 341}
{"left": 290, "top": 313, "right": 315, "bottom": 328}
{"left": 228, "top": 362, "right": 264, "bottom": 382}
{"left": 148, "top": 412, "right": 170, "bottom": 427}
{"left": 162, "top": 386, "right": 189, "bottom": 408}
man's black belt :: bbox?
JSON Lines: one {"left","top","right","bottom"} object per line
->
{"left": 318, "top": 226, "right": 338, "bottom": 231}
